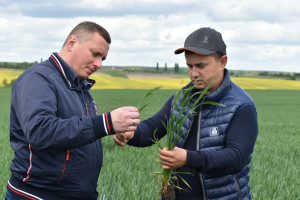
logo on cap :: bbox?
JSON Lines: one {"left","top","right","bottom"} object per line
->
{"left": 202, "top": 35, "right": 209, "bottom": 43}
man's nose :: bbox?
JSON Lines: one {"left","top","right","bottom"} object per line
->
{"left": 94, "top": 58, "right": 102, "bottom": 69}
{"left": 190, "top": 67, "right": 199, "bottom": 77}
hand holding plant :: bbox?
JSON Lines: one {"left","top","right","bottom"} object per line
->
{"left": 159, "top": 147, "right": 187, "bottom": 170}
{"left": 114, "top": 131, "right": 135, "bottom": 146}
{"left": 152, "top": 80, "right": 225, "bottom": 199}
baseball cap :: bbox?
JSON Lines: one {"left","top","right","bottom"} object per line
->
{"left": 174, "top": 27, "right": 226, "bottom": 55}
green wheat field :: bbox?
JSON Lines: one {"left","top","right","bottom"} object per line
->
{"left": 0, "top": 88, "right": 299, "bottom": 199}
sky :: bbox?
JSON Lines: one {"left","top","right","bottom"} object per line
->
{"left": 0, "top": 0, "right": 300, "bottom": 72}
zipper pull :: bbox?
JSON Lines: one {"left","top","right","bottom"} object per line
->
{"left": 66, "top": 150, "right": 70, "bottom": 160}
{"left": 85, "top": 103, "right": 89, "bottom": 116}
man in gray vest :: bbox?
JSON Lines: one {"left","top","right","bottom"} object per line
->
{"left": 114, "top": 27, "right": 258, "bottom": 200}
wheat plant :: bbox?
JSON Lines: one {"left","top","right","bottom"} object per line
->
{"left": 137, "top": 86, "right": 161, "bottom": 113}
{"left": 152, "top": 81, "right": 225, "bottom": 199}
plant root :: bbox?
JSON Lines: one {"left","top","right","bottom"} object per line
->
{"left": 160, "top": 178, "right": 175, "bottom": 199}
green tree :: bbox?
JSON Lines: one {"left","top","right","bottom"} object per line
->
{"left": 174, "top": 63, "right": 179, "bottom": 73}
{"left": 2, "top": 79, "right": 8, "bottom": 87}
{"left": 1, "top": 79, "right": 16, "bottom": 87}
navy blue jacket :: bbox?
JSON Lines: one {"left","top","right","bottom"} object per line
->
{"left": 128, "top": 69, "right": 258, "bottom": 200}
{"left": 8, "top": 53, "right": 115, "bottom": 200}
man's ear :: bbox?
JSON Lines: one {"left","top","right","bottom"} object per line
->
{"left": 66, "top": 35, "right": 78, "bottom": 51}
{"left": 220, "top": 55, "right": 227, "bottom": 69}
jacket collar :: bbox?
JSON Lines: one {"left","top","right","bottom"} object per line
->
{"left": 49, "top": 53, "right": 95, "bottom": 90}
{"left": 205, "top": 68, "right": 230, "bottom": 102}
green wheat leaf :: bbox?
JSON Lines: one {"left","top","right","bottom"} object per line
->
{"left": 137, "top": 86, "right": 161, "bottom": 111}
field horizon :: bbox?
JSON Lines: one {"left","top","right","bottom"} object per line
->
{"left": 1, "top": 68, "right": 300, "bottom": 90}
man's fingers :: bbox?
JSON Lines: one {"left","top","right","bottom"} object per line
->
{"left": 158, "top": 148, "right": 172, "bottom": 163}
{"left": 160, "top": 159, "right": 173, "bottom": 170}
{"left": 132, "top": 118, "right": 140, "bottom": 126}
{"left": 110, "top": 106, "right": 141, "bottom": 133}
{"left": 123, "top": 107, "right": 140, "bottom": 121}
{"left": 129, "top": 113, "right": 140, "bottom": 122}
{"left": 113, "top": 138, "right": 125, "bottom": 146}
{"left": 161, "top": 164, "right": 172, "bottom": 170}
{"left": 124, "top": 131, "right": 135, "bottom": 140}
{"left": 122, "top": 106, "right": 139, "bottom": 112}
{"left": 158, "top": 147, "right": 187, "bottom": 169}
{"left": 127, "top": 118, "right": 140, "bottom": 126}
{"left": 113, "top": 132, "right": 135, "bottom": 146}
{"left": 158, "top": 148, "right": 169, "bottom": 156}
{"left": 113, "top": 134, "right": 126, "bottom": 146}
{"left": 158, "top": 149, "right": 174, "bottom": 169}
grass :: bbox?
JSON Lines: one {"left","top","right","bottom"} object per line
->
{"left": 246, "top": 90, "right": 300, "bottom": 199}
{"left": 0, "top": 88, "right": 299, "bottom": 199}
{"left": 0, "top": 88, "right": 14, "bottom": 196}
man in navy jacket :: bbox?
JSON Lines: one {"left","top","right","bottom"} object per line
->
{"left": 114, "top": 27, "right": 258, "bottom": 199}
{"left": 6, "top": 21, "right": 140, "bottom": 200}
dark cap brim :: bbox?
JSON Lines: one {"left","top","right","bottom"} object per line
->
{"left": 174, "top": 47, "right": 216, "bottom": 55}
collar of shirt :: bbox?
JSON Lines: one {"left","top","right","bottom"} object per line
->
{"left": 50, "top": 52, "right": 95, "bottom": 90}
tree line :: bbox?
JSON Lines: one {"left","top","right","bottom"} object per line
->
{"left": 229, "top": 70, "right": 300, "bottom": 80}
{"left": 0, "top": 61, "right": 38, "bottom": 70}
{"left": 156, "top": 62, "right": 180, "bottom": 73}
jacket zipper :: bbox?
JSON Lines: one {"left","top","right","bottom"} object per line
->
{"left": 85, "top": 103, "right": 89, "bottom": 116}
{"left": 81, "top": 89, "right": 97, "bottom": 190}
{"left": 57, "top": 150, "right": 70, "bottom": 184}
{"left": 196, "top": 100, "right": 206, "bottom": 200}
{"left": 79, "top": 89, "right": 89, "bottom": 116}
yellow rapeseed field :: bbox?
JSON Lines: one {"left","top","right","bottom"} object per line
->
{"left": 89, "top": 74, "right": 190, "bottom": 89}
{"left": 1, "top": 69, "right": 300, "bottom": 90}
{"left": 0, "top": 69, "right": 23, "bottom": 87}
{"left": 231, "top": 77, "right": 300, "bottom": 90}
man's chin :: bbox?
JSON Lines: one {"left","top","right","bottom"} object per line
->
{"left": 193, "top": 84, "right": 205, "bottom": 90}
{"left": 79, "top": 74, "right": 89, "bottom": 80}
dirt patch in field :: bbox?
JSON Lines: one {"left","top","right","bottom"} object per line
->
{"left": 94, "top": 71, "right": 186, "bottom": 79}
{"left": 94, "top": 72, "right": 111, "bottom": 76}
{"left": 124, "top": 73, "right": 186, "bottom": 79}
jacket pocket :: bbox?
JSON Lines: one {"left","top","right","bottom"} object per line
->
{"left": 57, "top": 150, "right": 70, "bottom": 184}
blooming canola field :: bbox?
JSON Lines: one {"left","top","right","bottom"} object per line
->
{"left": 0, "top": 70, "right": 23, "bottom": 86}
{"left": 90, "top": 75, "right": 300, "bottom": 90}
{"left": 1, "top": 69, "right": 300, "bottom": 90}
{"left": 89, "top": 74, "right": 190, "bottom": 89}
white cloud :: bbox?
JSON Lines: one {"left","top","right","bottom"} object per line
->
{"left": 0, "top": 1, "right": 300, "bottom": 72}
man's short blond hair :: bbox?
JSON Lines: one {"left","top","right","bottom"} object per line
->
{"left": 62, "top": 21, "right": 111, "bottom": 47}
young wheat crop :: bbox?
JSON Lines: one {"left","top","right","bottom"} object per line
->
{"left": 152, "top": 81, "right": 225, "bottom": 199}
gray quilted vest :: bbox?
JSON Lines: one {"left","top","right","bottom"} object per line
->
{"left": 170, "top": 70, "right": 256, "bottom": 200}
